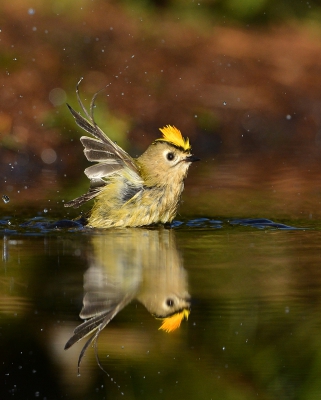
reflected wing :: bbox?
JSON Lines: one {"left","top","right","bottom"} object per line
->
{"left": 65, "top": 263, "right": 138, "bottom": 349}
{"left": 64, "top": 292, "right": 133, "bottom": 350}
{"left": 64, "top": 78, "right": 139, "bottom": 208}
{"left": 64, "top": 293, "right": 133, "bottom": 374}
{"left": 64, "top": 262, "right": 139, "bottom": 371}
{"left": 64, "top": 285, "right": 135, "bottom": 373}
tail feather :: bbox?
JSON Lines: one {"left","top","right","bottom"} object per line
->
{"left": 64, "top": 189, "right": 99, "bottom": 208}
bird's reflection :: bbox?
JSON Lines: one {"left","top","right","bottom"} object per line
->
{"left": 65, "top": 228, "right": 190, "bottom": 372}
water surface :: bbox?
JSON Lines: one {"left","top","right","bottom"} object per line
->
{"left": 1, "top": 211, "right": 321, "bottom": 399}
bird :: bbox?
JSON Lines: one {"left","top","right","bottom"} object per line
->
{"left": 64, "top": 228, "right": 190, "bottom": 373}
{"left": 64, "top": 79, "right": 199, "bottom": 228}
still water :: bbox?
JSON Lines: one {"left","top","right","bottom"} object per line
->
{"left": 1, "top": 211, "right": 321, "bottom": 399}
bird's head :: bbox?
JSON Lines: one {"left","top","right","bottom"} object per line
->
{"left": 137, "top": 125, "right": 199, "bottom": 187}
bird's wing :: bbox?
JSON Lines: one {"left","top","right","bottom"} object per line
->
{"left": 64, "top": 261, "right": 138, "bottom": 372}
{"left": 64, "top": 292, "right": 134, "bottom": 350}
{"left": 65, "top": 78, "right": 140, "bottom": 208}
{"left": 65, "top": 263, "right": 140, "bottom": 349}
{"left": 64, "top": 292, "right": 134, "bottom": 374}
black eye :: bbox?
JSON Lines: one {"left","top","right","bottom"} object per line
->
{"left": 166, "top": 152, "right": 175, "bottom": 161}
{"left": 166, "top": 298, "right": 175, "bottom": 307}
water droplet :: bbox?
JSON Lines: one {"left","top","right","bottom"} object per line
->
{"left": 2, "top": 195, "right": 10, "bottom": 204}
{"left": 41, "top": 148, "right": 57, "bottom": 164}
{"left": 223, "top": 101, "right": 227, "bottom": 106}
{"left": 43, "top": 209, "right": 48, "bottom": 213}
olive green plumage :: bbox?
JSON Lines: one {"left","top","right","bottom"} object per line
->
{"left": 65, "top": 80, "right": 199, "bottom": 228}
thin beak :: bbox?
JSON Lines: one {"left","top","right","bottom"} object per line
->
{"left": 185, "top": 155, "right": 200, "bottom": 162}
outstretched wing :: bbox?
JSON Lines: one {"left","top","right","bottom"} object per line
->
{"left": 64, "top": 263, "right": 138, "bottom": 373}
{"left": 65, "top": 78, "right": 139, "bottom": 208}
{"left": 64, "top": 292, "right": 133, "bottom": 350}
{"left": 64, "top": 293, "right": 133, "bottom": 374}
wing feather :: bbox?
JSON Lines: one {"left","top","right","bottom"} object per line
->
{"left": 65, "top": 78, "right": 141, "bottom": 208}
{"left": 84, "top": 162, "right": 123, "bottom": 180}
{"left": 84, "top": 149, "right": 115, "bottom": 162}
{"left": 64, "top": 189, "right": 100, "bottom": 208}
{"left": 80, "top": 137, "right": 117, "bottom": 162}
{"left": 64, "top": 290, "right": 133, "bottom": 350}
{"left": 67, "top": 102, "right": 137, "bottom": 171}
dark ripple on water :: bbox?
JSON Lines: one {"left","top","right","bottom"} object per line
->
{"left": 173, "top": 218, "right": 306, "bottom": 230}
{"left": 228, "top": 218, "right": 305, "bottom": 230}
{"left": 0, "top": 217, "right": 305, "bottom": 236}
{"left": 0, "top": 217, "right": 86, "bottom": 236}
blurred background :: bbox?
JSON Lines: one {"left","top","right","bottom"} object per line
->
{"left": 2, "top": 2, "right": 321, "bottom": 399}
{"left": 1, "top": 0, "right": 321, "bottom": 217}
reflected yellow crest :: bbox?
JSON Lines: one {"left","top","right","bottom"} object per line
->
{"left": 157, "top": 125, "right": 191, "bottom": 152}
{"left": 159, "top": 308, "right": 190, "bottom": 333}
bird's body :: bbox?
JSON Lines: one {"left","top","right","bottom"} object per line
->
{"left": 89, "top": 173, "right": 183, "bottom": 228}
{"left": 65, "top": 80, "right": 199, "bottom": 228}
{"left": 88, "top": 147, "right": 188, "bottom": 228}
{"left": 64, "top": 229, "right": 191, "bottom": 372}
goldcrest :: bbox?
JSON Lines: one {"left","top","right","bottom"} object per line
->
{"left": 65, "top": 80, "right": 199, "bottom": 228}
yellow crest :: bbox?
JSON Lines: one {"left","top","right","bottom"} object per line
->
{"left": 158, "top": 309, "right": 190, "bottom": 333}
{"left": 156, "top": 125, "right": 191, "bottom": 152}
